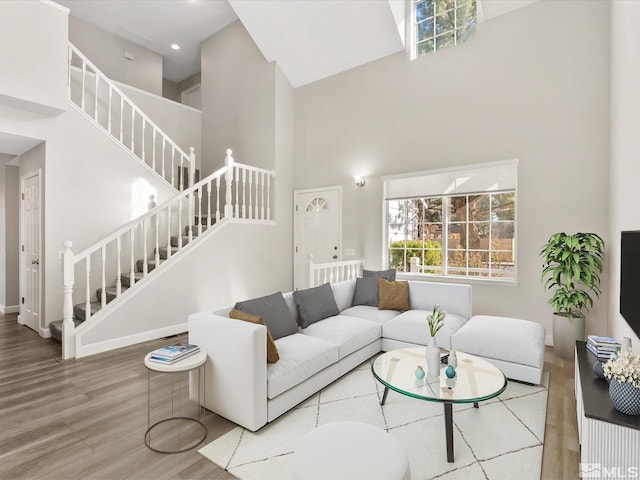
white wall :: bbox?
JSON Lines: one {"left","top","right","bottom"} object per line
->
{"left": 293, "top": 0, "right": 611, "bottom": 341}
{"left": 0, "top": 1, "right": 68, "bottom": 115}
{"left": 608, "top": 1, "right": 640, "bottom": 347}
{"left": 200, "top": 21, "right": 276, "bottom": 174}
{"left": 69, "top": 15, "right": 163, "bottom": 96}
{"left": 0, "top": 159, "right": 20, "bottom": 311}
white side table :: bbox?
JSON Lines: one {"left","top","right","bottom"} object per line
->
{"left": 144, "top": 349, "right": 207, "bottom": 453}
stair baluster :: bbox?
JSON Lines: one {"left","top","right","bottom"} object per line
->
{"left": 234, "top": 165, "right": 240, "bottom": 218}
{"left": 207, "top": 182, "right": 212, "bottom": 227}
{"left": 260, "top": 172, "right": 265, "bottom": 220}
{"left": 242, "top": 168, "right": 247, "bottom": 219}
{"left": 225, "top": 150, "right": 234, "bottom": 218}
{"left": 166, "top": 208, "right": 172, "bottom": 260}
{"left": 248, "top": 170, "right": 253, "bottom": 220}
{"left": 266, "top": 174, "right": 271, "bottom": 220}
{"left": 100, "top": 246, "right": 107, "bottom": 308}
{"left": 116, "top": 237, "right": 122, "bottom": 296}
{"left": 142, "top": 220, "right": 148, "bottom": 276}
{"left": 94, "top": 72, "right": 99, "bottom": 122}
{"left": 130, "top": 227, "right": 136, "bottom": 287}
{"left": 85, "top": 256, "right": 91, "bottom": 321}
{"left": 215, "top": 176, "right": 221, "bottom": 222}
{"left": 154, "top": 213, "right": 160, "bottom": 268}
{"left": 108, "top": 86, "right": 113, "bottom": 134}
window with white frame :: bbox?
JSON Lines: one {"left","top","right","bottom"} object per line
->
{"left": 412, "top": 0, "right": 477, "bottom": 58}
{"left": 383, "top": 160, "right": 517, "bottom": 280}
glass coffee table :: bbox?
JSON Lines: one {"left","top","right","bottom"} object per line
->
{"left": 371, "top": 347, "right": 507, "bottom": 462}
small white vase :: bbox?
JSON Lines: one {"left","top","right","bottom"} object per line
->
{"left": 426, "top": 336, "right": 440, "bottom": 377}
{"left": 448, "top": 350, "right": 457, "bottom": 368}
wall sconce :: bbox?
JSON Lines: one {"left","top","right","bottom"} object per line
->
{"left": 353, "top": 175, "right": 366, "bottom": 189}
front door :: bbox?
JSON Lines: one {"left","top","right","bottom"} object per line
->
{"left": 294, "top": 186, "right": 342, "bottom": 290}
{"left": 19, "top": 170, "right": 41, "bottom": 333}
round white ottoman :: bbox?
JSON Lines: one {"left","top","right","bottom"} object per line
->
{"left": 292, "top": 421, "right": 410, "bottom": 480}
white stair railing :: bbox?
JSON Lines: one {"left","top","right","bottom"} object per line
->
{"left": 61, "top": 150, "right": 275, "bottom": 359}
{"left": 67, "top": 42, "right": 194, "bottom": 191}
{"left": 309, "top": 257, "right": 365, "bottom": 288}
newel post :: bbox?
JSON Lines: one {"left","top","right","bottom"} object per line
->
{"left": 62, "top": 241, "right": 75, "bottom": 359}
{"left": 224, "top": 149, "right": 234, "bottom": 219}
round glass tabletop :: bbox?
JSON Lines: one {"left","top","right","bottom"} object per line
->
{"left": 372, "top": 347, "right": 507, "bottom": 404}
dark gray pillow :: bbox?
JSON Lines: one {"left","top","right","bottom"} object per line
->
{"left": 292, "top": 283, "right": 340, "bottom": 329}
{"left": 363, "top": 269, "right": 396, "bottom": 281}
{"left": 352, "top": 277, "right": 379, "bottom": 307}
{"left": 235, "top": 291, "right": 298, "bottom": 340}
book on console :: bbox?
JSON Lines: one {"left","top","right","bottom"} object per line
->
{"left": 150, "top": 342, "right": 199, "bottom": 362}
{"left": 587, "top": 335, "right": 620, "bottom": 346}
{"left": 149, "top": 348, "right": 200, "bottom": 364}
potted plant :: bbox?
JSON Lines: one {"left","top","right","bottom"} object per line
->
{"left": 426, "top": 305, "right": 445, "bottom": 376}
{"left": 540, "top": 232, "right": 605, "bottom": 360}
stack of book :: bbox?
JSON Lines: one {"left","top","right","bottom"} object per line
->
{"left": 149, "top": 342, "right": 200, "bottom": 364}
{"left": 586, "top": 335, "right": 621, "bottom": 360}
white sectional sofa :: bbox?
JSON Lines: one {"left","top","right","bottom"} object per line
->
{"left": 188, "top": 277, "right": 544, "bottom": 432}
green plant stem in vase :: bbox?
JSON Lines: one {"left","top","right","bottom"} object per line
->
{"left": 426, "top": 305, "right": 445, "bottom": 376}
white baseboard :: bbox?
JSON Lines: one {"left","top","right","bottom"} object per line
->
{"left": 545, "top": 334, "right": 554, "bottom": 346}
{"left": 0, "top": 304, "right": 19, "bottom": 314}
{"left": 75, "top": 323, "right": 188, "bottom": 358}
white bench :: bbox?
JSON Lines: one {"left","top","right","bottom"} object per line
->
{"left": 451, "top": 315, "right": 546, "bottom": 385}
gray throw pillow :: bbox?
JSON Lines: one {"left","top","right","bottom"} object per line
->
{"left": 292, "top": 283, "right": 340, "bottom": 329}
{"left": 235, "top": 291, "right": 298, "bottom": 340}
{"left": 352, "top": 277, "right": 379, "bottom": 307}
{"left": 363, "top": 269, "right": 397, "bottom": 281}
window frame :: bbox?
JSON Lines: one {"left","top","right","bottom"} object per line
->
{"left": 410, "top": 0, "right": 478, "bottom": 60}
{"left": 382, "top": 161, "right": 518, "bottom": 284}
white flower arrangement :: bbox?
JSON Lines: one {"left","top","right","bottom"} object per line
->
{"left": 603, "top": 349, "right": 640, "bottom": 388}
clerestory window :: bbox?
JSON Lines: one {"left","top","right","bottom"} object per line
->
{"left": 412, "top": 0, "right": 477, "bottom": 58}
{"left": 382, "top": 160, "right": 517, "bottom": 281}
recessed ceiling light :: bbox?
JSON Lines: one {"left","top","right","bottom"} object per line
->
{"left": 171, "top": 44, "right": 180, "bottom": 50}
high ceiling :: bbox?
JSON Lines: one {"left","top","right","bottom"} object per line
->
{"left": 57, "top": 0, "right": 539, "bottom": 86}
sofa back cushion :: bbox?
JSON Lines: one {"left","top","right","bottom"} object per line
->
{"left": 352, "top": 277, "right": 379, "bottom": 307}
{"left": 363, "top": 269, "right": 396, "bottom": 281}
{"left": 235, "top": 292, "right": 299, "bottom": 340}
{"left": 292, "top": 283, "right": 340, "bottom": 328}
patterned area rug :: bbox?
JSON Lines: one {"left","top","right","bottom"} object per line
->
{"left": 199, "top": 359, "right": 549, "bottom": 480}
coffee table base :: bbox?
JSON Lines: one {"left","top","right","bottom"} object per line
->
{"left": 380, "top": 386, "right": 480, "bottom": 463}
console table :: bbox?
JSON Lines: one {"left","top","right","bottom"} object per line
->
{"left": 575, "top": 341, "right": 640, "bottom": 471}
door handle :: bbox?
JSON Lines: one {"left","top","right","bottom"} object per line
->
{"left": 32, "top": 260, "right": 39, "bottom": 265}
{"left": 333, "top": 255, "right": 338, "bottom": 260}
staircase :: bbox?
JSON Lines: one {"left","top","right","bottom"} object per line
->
{"left": 55, "top": 43, "right": 276, "bottom": 359}
{"left": 49, "top": 217, "right": 211, "bottom": 342}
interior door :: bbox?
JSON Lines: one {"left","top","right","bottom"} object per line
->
{"left": 294, "top": 187, "right": 342, "bottom": 290}
{"left": 20, "top": 170, "right": 41, "bottom": 333}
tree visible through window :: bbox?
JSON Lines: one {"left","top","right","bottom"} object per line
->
{"left": 388, "top": 192, "right": 515, "bottom": 279}
{"left": 414, "top": 0, "right": 477, "bottom": 57}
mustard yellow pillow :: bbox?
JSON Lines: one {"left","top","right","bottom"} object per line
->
{"left": 229, "top": 309, "right": 280, "bottom": 363}
{"left": 377, "top": 278, "right": 410, "bottom": 311}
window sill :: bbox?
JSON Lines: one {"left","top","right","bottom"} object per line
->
{"left": 396, "top": 272, "right": 519, "bottom": 287}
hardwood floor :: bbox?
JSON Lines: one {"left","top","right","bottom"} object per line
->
{"left": 0, "top": 312, "right": 578, "bottom": 479}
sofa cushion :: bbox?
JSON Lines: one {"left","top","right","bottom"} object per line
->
{"left": 229, "top": 309, "right": 280, "bottom": 363}
{"left": 235, "top": 291, "right": 298, "bottom": 340}
{"left": 451, "top": 315, "right": 545, "bottom": 368}
{"left": 352, "top": 277, "right": 379, "bottom": 307}
{"left": 364, "top": 269, "right": 396, "bottom": 281}
{"left": 302, "top": 315, "right": 381, "bottom": 359}
{"left": 293, "top": 283, "right": 341, "bottom": 328}
{"left": 378, "top": 279, "right": 409, "bottom": 311}
{"left": 382, "top": 309, "right": 467, "bottom": 349}
{"left": 268, "top": 333, "right": 339, "bottom": 399}
{"left": 340, "top": 305, "right": 401, "bottom": 325}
